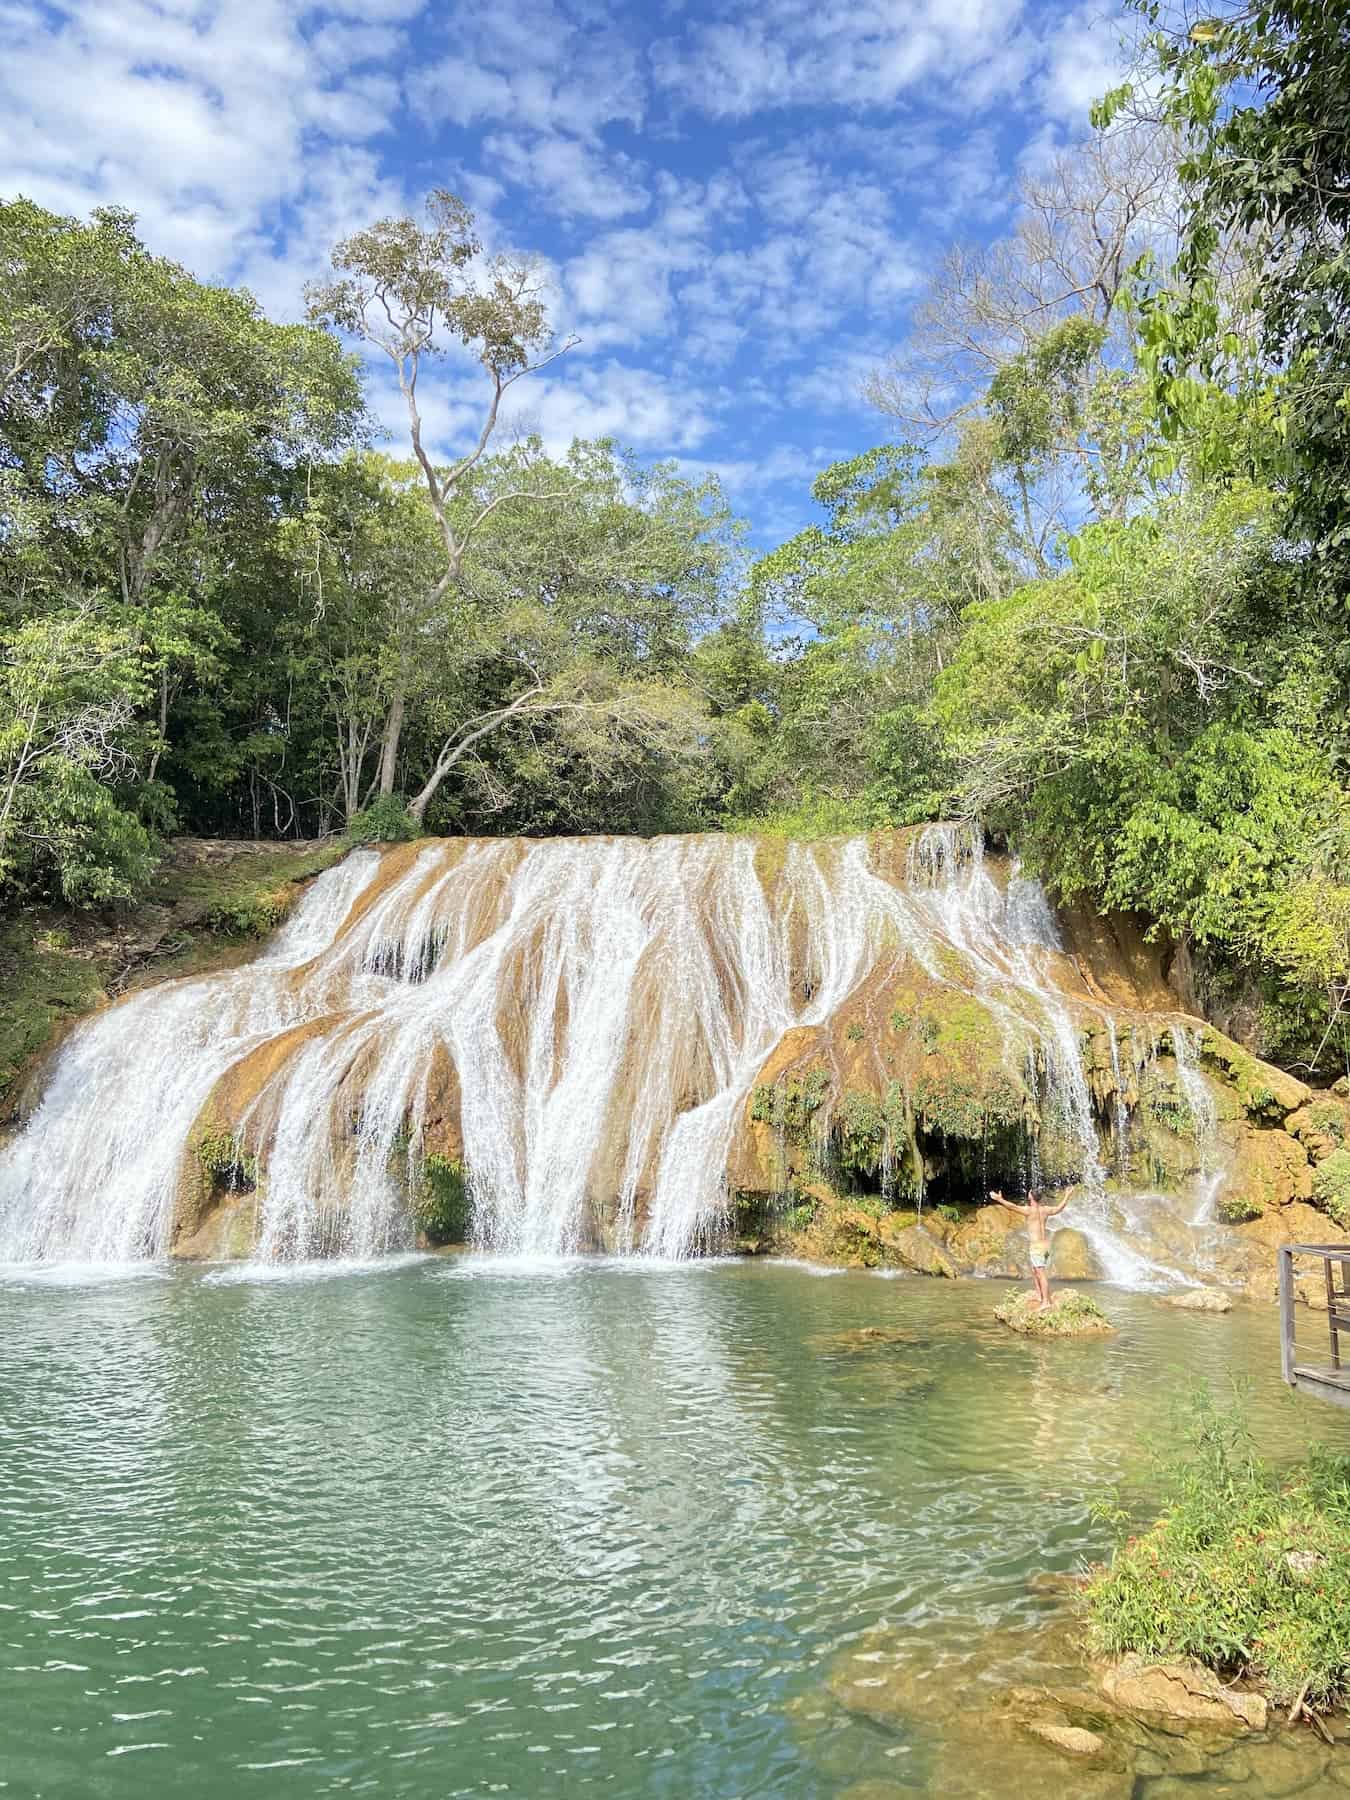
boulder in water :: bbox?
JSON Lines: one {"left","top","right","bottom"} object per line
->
{"left": 1162, "top": 1287, "right": 1233, "bottom": 1313}
{"left": 1097, "top": 1655, "right": 1267, "bottom": 1732}
{"left": 995, "top": 1290, "right": 1115, "bottom": 1336}
{"left": 1049, "top": 1227, "right": 1104, "bottom": 1280}
{"left": 880, "top": 1219, "right": 958, "bottom": 1277}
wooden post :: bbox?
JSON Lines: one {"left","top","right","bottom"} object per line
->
{"left": 1330, "top": 1254, "right": 1344, "bottom": 1372}
{"left": 1278, "top": 1246, "right": 1294, "bottom": 1386}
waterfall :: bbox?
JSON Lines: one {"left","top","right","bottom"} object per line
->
{"left": 1172, "top": 1021, "right": 1224, "bottom": 1228}
{"left": 0, "top": 831, "right": 1209, "bottom": 1275}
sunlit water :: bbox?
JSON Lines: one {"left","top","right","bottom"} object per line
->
{"left": 2, "top": 1261, "right": 1345, "bottom": 1798}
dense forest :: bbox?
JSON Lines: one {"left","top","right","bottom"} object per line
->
{"left": 2, "top": 2, "right": 1347, "bottom": 1076}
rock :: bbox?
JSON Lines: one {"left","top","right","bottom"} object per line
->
{"left": 1200, "top": 1029, "right": 1311, "bottom": 1120}
{"left": 1098, "top": 1655, "right": 1267, "bottom": 1732}
{"left": 1162, "top": 1287, "right": 1233, "bottom": 1313}
{"left": 1049, "top": 1226, "right": 1104, "bottom": 1280}
{"left": 807, "top": 1326, "right": 922, "bottom": 1354}
{"left": 995, "top": 1289, "right": 1115, "bottom": 1336}
{"left": 1026, "top": 1570, "right": 1089, "bottom": 1596}
{"left": 1286, "top": 1097, "right": 1350, "bottom": 1164}
{"left": 880, "top": 1220, "right": 958, "bottom": 1277}
{"left": 1218, "top": 1128, "right": 1314, "bottom": 1219}
{"left": 1027, "top": 1721, "right": 1106, "bottom": 1757}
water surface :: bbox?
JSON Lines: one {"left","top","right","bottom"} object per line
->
{"left": 1, "top": 1261, "right": 1343, "bottom": 1797}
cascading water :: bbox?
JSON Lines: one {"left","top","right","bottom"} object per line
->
{"left": 1172, "top": 1021, "right": 1224, "bottom": 1230}
{"left": 0, "top": 830, "right": 1221, "bottom": 1278}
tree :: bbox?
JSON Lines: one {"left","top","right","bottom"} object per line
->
{"left": 398, "top": 440, "right": 741, "bottom": 833}
{"left": 0, "top": 596, "right": 156, "bottom": 900}
{"left": 305, "top": 190, "right": 576, "bottom": 796}
{"left": 279, "top": 453, "right": 444, "bottom": 824}
{"left": 0, "top": 196, "right": 365, "bottom": 894}
{"left": 1118, "top": 2, "right": 1350, "bottom": 551}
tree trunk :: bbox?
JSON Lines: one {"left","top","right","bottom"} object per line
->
{"left": 377, "top": 684, "right": 406, "bottom": 797}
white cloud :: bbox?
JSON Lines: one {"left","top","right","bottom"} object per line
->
{"left": 1037, "top": 1, "right": 1133, "bottom": 123}
{"left": 0, "top": 0, "right": 409, "bottom": 299}
{"left": 483, "top": 131, "right": 651, "bottom": 221}
{"left": 408, "top": 1, "right": 644, "bottom": 139}
{"left": 651, "top": 0, "right": 1031, "bottom": 119}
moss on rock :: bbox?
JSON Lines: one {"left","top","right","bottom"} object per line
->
{"left": 995, "top": 1289, "right": 1115, "bottom": 1336}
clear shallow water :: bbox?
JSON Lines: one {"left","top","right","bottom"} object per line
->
{"left": 1, "top": 1261, "right": 1345, "bottom": 1798}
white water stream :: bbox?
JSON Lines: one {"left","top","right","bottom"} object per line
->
{"left": 0, "top": 832, "right": 1218, "bottom": 1278}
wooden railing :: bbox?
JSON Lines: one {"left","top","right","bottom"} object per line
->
{"left": 1279, "top": 1244, "right": 1350, "bottom": 1409}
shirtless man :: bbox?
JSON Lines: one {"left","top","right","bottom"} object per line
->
{"left": 989, "top": 1188, "right": 1069, "bottom": 1311}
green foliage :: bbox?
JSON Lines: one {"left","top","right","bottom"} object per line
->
{"left": 1311, "top": 1149, "right": 1350, "bottom": 1228}
{"left": 1125, "top": 1, "right": 1350, "bottom": 553}
{"left": 1216, "top": 1192, "right": 1263, "bottom": 1227}
{"left": 347, "top": 796, "right": 421, "bottom": 844}
{"left": 1087, "top": 1385, "right": 1350, "bottom": 1710}
{"left": 196, "top": 1123, "right": 257, "bottom": 1191}
{"left": 750, "top": 1067, "right": 830, "bottom": 1138}
{"left": 415, "top": 1154, "right": 471, "bottom": 1244}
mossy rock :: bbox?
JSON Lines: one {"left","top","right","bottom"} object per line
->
{"left": 995, "top": 1289, "right": 1115, "bottom": 1337}
{"left": 878, "top": 1218, "right": 958, "bottom": 1276}
{"left": 1217, "top": 1128, "right": 1313, "bottom": 1221}
{"left": 1199, "top": 1028, "right": 1310, "bottom": 1121}
{"left": 1288, "top": 1097, "right": 1350, "bottom": 1164}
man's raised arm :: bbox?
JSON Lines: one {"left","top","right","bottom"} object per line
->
{"left": 988, "top": 1189, "right": 1027, "bottom": 1214}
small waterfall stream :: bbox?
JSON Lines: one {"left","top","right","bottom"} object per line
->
{"left": 0, "top": 831, "right": 1222, "bottom": 1275}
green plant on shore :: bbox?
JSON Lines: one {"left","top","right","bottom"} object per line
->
{"left": 1086, "top": 1385, "right": 1350, "bottom": 1711}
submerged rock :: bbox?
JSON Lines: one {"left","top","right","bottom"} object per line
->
{"left": 1162, "top": 1287, "right": 1233, "bottom": 1313}
{"left": 807, "top": 1326, "right": 923, "bottom": 1354}
{"left": 1026, "top": 1720, "right": 1106, "bottom": 1756}
{"left": 995, "top": 1290, "right": 1115, "bottom": 1337}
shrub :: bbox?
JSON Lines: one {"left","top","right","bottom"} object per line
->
{"left": 347, "top": 795, "right": 421, "bottom": 844}
{"left": 1217, "top": 1190, "right": 1263, "bottom": 1224}
{"left": 1086, "top": 1386, "right": 1350, "bottom": 1710}
{"left": 1311, "top": 1149, "right": 1350, "bottom": 1227}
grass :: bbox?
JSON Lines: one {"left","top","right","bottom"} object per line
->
{"left": 0, "top": 919, "right": 107, "bottom": 1101}
{"left": 1085, "top": 1386, "right": 1350, "bottom": 1712}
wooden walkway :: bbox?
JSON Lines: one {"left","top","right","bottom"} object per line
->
{"left": 1279, "top": 1245, "right": 1350, "bottom": 1410}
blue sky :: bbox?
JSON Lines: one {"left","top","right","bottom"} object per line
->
{"left": 1, "top": 0, "right": 1130, "bottom": 546}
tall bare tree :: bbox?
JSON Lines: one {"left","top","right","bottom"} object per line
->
{"left": 306, "top": 190, "right": 577, "bottom": 799}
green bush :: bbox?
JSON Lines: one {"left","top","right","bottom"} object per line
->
{"left": 347, "top": 795, "right": 421, "bottom": 844}
{"left": 1086, "top": 1386, "right": 1350, "bottom": 1710}
{"left": 415, "top": 1153, "right": 471, "bottom": 1243}
{"left": 1216, "top": 1191, "right": 1264, "bottom": 1225}
{"left": 1311, "top": 1148, "right": 1350, "bottom": 1227}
